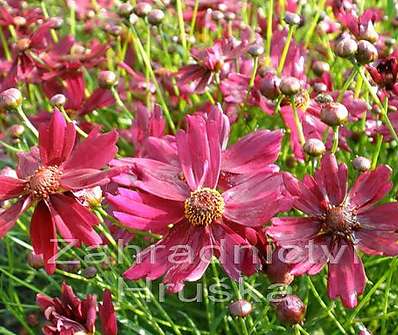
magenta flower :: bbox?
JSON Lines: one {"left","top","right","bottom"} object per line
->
{"left": 268, "top": 154, "right": 398, "bottom": 308}
{"left": 36, "top": 283, "right": 117, "bottom": 335}
{"left": 108, "top": 111, "right": 290, "bottom": 291}
{"left": 0, "top": 110, "right": 118, "bottom": 273}
{"left": 366, "top": 52, "right": 398, "bottom": 95}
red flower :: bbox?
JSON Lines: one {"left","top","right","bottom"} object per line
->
{"left": 367, "top": 54, "right": 398, "bottom": 94}
{"left": 108, "top": 110, "right": 290, "bottom": 291}
{"left": 36, "top": 283, "right": 118, "bottom": 335}
{"left": 0, "top": 110, "right": 118, "bottom": 273}
{"left": 268, "top": 154, "right": 398, "bottom": 308}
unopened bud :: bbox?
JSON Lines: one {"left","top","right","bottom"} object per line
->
{"left": 352, "top": 156, "right": 371, "bottom": 172}
{"left": 303, "top": 138, "right": 326, "bottom": 156}
{"left": 359, "top": 21, "right": 378, "bottom": 43}
{"left": 0, "top": 88, "right": 22, "bottom": 110}
{"left": 50, "top": 94, "right": 66, "bottom": 106}
{"left": 320, "top": 102, "right": 348, "bottom": 126}
{"left": 211, "top": 10, "right": 224, "bottom": 22}
{"left": 280, "top": 77, "right": 301, "bottom": 96}
{"left": 27, "top": 252, "right": 44, "bottom": 269}
{"left": 134, "top": 3, "right": 152, "bottom": 18}
{"left": 82, "top": 266, "right": 97, "bottom": 279}
{"left": 9, "top": 124, "right": 25, "bottom": 138}
{"left": 118, "top": 3, "right": 134, "bottom": 18}
{"left": 13, "top": 16, "right": 27, "bottom": 26}
{"left": 16, "top": 38, "right": 31, "bottom": 52}
{"left": 148, "top": 9, "right": 165, "bottom": 25}
{"left": 356, "top": 40, "right": 378, "bottom": 64}
{"left": 335, "top": 38, "right": 358, "bottom": 58}
{"left": 98, "top": 71, "right": 118, "bottom": 88}
{"left": 248, "top": 44, "right": 264, "bottom": 57}
{"left": 284, "top": 12, "right": 301, "bottom": 26}
{"left": 273, "top": 295, "right": 306, "bottom": 325}
{"left": 266, "top": 249, "right": 294, "bottom": 285}
{"left": 312, "top": 61, "right": 330, "bottom": 76}
{"left": 259, "top": 73, "right": 281, "bottom": 99}
{"left": 229, "top": 300, "right": 253, "bottom": 317}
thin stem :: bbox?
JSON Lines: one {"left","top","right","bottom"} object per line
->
{"left": 277, "top": 25, "right": 296, "bottom": 76}
{"left": 70, "top": 3, "right": 76, "bottom": 36}
{"left": 371, "top": 134, "right": 383, "bottom": 169}
{"left": 188, "top": 0, "right": 200, "bottom": 48}
{"left": 0, "top": 28, "right": 11, "bottom": 61}
{"left": 16, "top": 106, "right": 38, "bottom": 138}
{"left": 381, "top": 258, "right": 398, "bottom": 335}
{"left": 175, "top": 0, "right": 187, "bottom": 55}
{"left": 59, "top": 106, "right": 88, "bottom": 138}
{"left": 338, "top": 70, "right": 357, "bottom": 102}
{"left": 331, "top": 126, "right": 339, "bottom": 154}
{"left": 265, "top": 0, "right": 273, "bottom": 66}
{"left": 290, "top": 97, "right": 305, "bottom": 146}
{"left": 307, "top": 277, "right": 347, "bottom": 334}
{"left": 249, "top": 57, "right": 259, "bottom": 88}
{"left": 303, "top": 0, "right": 326, "bottom": 48}
{"left": 110, "top": 86, "right": 134, "bottom": 119}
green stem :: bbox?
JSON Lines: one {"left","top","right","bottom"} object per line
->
{"left": 381, "top": 258, "right": 398, "bottom": 335}
{"left": 0, "top": 28, "right": 11, "bottom": 61}
{"left": 16, "top": 106, "right": 38, "bottom": 138}
{"left": 188, "top": 0, "right": 200, "bottom": 49}
{"left": 110, "top": 86, "right": 134, "bottom": 119}
{"left": 176, "top": 0, "right": 187, "bottom": 55}
{"left": 303, "top": 0, "right": 326, "bottom": 48}
{"left": 70, "top": 3, "right": 76, "bottom": 36}
{"left": 59, "top": 106, "right": 88, "bottom": 138}
{"left": 307, "top": 277, "right": 347, "bottom": 334}
{"left": 277, "top": 25, "right": 296, "bottom": 75}
{"left": 371, "top": 134, "right": 383, "bottom": 169}
{"left": 265, "top": 0, "right": 273, "bottom": 66}
{"left": 249, "top": 57, "right": 259, "bottom": 88}
{"left": 338, "top": 70, "right": 357, "bottom": 102}
{"left": 331, "top": 126, "right": 339, "bottom": 154}
{"left": 290, "top": 97, "right": 305, "bottom": 146}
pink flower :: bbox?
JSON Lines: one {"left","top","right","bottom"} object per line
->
{"left": 108, "top": 110, "right": 290, "bottom": 291}
{"left": 0, "top": 110, "right": 118, "bottom": 273}
{"left": 36, "top": 283, "right": 118, "bottom": 335}
{"left": 268, "top": 154, "right": 398, "bottom": 308}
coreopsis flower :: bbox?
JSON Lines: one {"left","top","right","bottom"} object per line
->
{"left": 177, "top": 37, "right": 247, "bottom": 94}
{"left": 108, "top": 112, "right": 290, "bottom": 291}
{"left": 268, "top": 154, "right": 398, "bottom": 308}
{"left": 36, "top": 283, "right": 118, "bottom": 335}
{"left": 366, "top": 53, "right": 398, "bottom": 96}
{"left": 0, "top": 110, "right": 118, "bottom": 273}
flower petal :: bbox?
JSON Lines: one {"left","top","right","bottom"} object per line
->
{"left": 99, "top": 290, "right": 118, "bottom": 335}
{"left": 268, "top": 217, "right": 322, "bottom": 244}
{"left": 0, "top": 176, "right": 25, "bottom": 200}
{"left": 222, "top": 130, "right": 282, "bottom": 174}
{"left": 50, "top": 194, "right": 102, "bottom": 246}
{"left": 356, "top": 229, "right": 398, "bottom": 256}
{"left": 39, "top": 110, "right": 76, "bottom": 166}
{"left": 327, "top": 241, "right": 366, "bottom": 309}
{"left": 0, "top": 197, "right": 31, "bottom": 237}
{"left": 30, "top": 201, "right": 58, "bottom": 274}
{"left": 63, "top": 129, "right": 118, "bottom": 170}
{"left": 16, "top": 147, "right": 41, "bottom": 179}
{"left": 60, "top": 168, "right": 118, "bottom": 190}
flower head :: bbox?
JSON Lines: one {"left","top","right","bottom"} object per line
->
{"left": 268, "top": 154, "right": 398, "bottom": 308}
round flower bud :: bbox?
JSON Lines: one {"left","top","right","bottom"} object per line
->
{"left": 280, "top": 77, "right": 301, "bottom": 96}
{"left": 359, "top": 21, "right": 378, "bottom": 43}
{"left": 313, "top": 82, "right": 328, "bottom": 93}
{"left": 50, "top": 94, "right": 66, "bottom": 107}
{"left": 106, "top": 24, "right": 123, "bottom": 37}
{"left": 312, "top": 61, "right": 330, "bottom": 76}
{"left": 118, "top": 2, "right": 134, "bottom": 18}
{"left": 225, "top": 12, "right": 236, "bottom": 21}
{"left": 13, "top": 16, "right": 27, "bottom": 27}
{"left": 320, "top": 102, "right": 348, "bottom": 126}
{"left": 16, "top": 38, "right": 31, "bottom": 52}
{"left": 265, "top": 249, "right": 294, "bottom": 285}
{"left": 229, "top": 300, "right": 253, "bottom": 317}
{"left": 59, "top": 261, "right": 81, "bottom": 273}
{"left": 134, "top": 3, "right": 152, "bottom": 18}
{"left": 211, "top": 10, "right": 224, "bottom": 22}
{"left": 82, "top": 266, "right": 97, "bottom": 279}
{"left": 285, "top": 155, "right": 297, "bottom": 168}
{"left": 148, "top": 9, "right": 165, "bottom": 25}
{"left": 358, "top": 326, "right": 372, "bottom": 335}
{"left": 27, "top": 252, "right": 44, "bottom": 269}
{"left": 273, "top": 295, "right": 306, "bottom": 325}
{"left": 129, "top": 13, "right": 139, "bottom": 25}
{"left": 0, "top": 88, "right": 22, "bottom": 110}
{"left": 98, "top": 71, "right": 118, "bottom": 88}
{"left": 248, "top": 44, "right": 265, "bottom": 57}
{"left": 352, "top": 156, "right": 371, "bottom": 172}
{"left": 303, "top": 138, "right": 326, "bottom": 157}
{"left": 284, "top": 12, "right": 301, "bottom": 26}
{"left": 315, "top": 93, "right": 333, "bottom": 104}
{"left": 9, "top": 124, "right": 25, "bottom": 138}
{"left": 259, "top": 74, "right": 281, "bottom": 100}
{"left": 335, "top": 38, "right": 358, "bottom": 58}
{"left": 49, "top": 17, "right": 64, "bottom": 29}
{"left": 26, "top": 313, "right": 39, "bottom": 327}
{"left": 356, "top": 40, "right": 378, "bottom": 64}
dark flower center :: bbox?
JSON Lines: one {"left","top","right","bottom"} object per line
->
{"left": 26, "top": 166, "right": 62, "bottom": 199}
{"left": 322, "top": 205, "right": 359, "bottom": 237}
{"left": 184, "top": 188, "right": 224, "bottom": 226}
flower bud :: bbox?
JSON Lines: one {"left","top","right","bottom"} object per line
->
{"left": 320, "top": 102, "right": 348, "bottom": 126}
{"left": 58, "top": 261, "right": 81, "bottom": 273}
{"left": 335, "top": 38, "right": 358, "bottom": 58}
{"left": 211, "top": 10, "right": 224, "bottom": 22}
{"left": 259, "top": 74, "right": 281, "bottom": 100}
{"left": 315, "top": 93, "right": 333, "bottom": 104}
{"left": 225, "top": 12, "right": 236, "bottom": 21}
{"left": 26, "top": 313, "right": 39, "bottom": 327}
{"left": 280, "top": 77, "right": 301, "bottom": 96}
{"left": 303, "top": 138, "right": 326, "bottom": 157}
{"left": 352, "top": 156, "right": 371, "bottom": 172}
{"left": 265, "top": 249, "right": 294, "bottom": 285}
{"left": 148, "top": 9, "right": 165, "bottom": 25}
{"left": 134, "top": 3, "right": 152, "bottom": 18}
{"left": 0, "top": 88, "right": 22, "bottom": 110}
{"left": 13, "top": 16, "right": 27, "bottom": 27}
{"left": 9, "top": 124, "right": 25, "bottom": 138}
{"left": 359, "top": 21, "right": 378, "bottom": 43}
{"left": 82, "top": 266, "right": 97, "bottom": 279}
{"left": 50, "top": 94, "right": 66, "bottom": 107}
{"left": 284, "top": 12, "right": 301, "bottom": 26}
{"left": 356, "top": 40, "right": 378, "bottom": 64}
{"left": 98, "top": 71, "right": 118, "bottom": 88}
{"left": 312, "top": 61, "right": 330, "bottom": 76}
{"left": 248, "top": 44, "right": 264, "bottom": 57}
{"left": 16, "top": 38, "right": 31, "bottom": 52}
{"left": 49, "top": 17, "right": 64, "bottom": 29}
{"left": 27, "top": 252, "right": 44, "bottom": 269}
{"left": 358, "top": 326, "right": 372, "bottom": 335}
{"left": 313, "top": 82, "right": 328, "bottom": 93}
{"left": 118, "top": 2, "right": 134, "bottom": 18}
{"left": 229, "top": 300, "right": 253, "bottom": 317}
{"left": 273, "top": 295, "right": 306, "bottom": 325}
{"left": 129, "top": 13, "right": 139, "bottom": 25}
